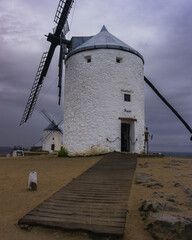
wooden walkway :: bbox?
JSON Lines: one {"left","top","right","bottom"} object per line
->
{"left": 18, "top": 153, "right": 137, "bottom": 236}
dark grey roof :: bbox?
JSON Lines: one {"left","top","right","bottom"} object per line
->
{"left": 67, "top": 26, "right": 144, "bottom": 63}
{"left": 44, "top": 122, "right": 62, "bottom": 132}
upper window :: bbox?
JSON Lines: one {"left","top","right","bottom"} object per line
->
{"left": 116, "top": 57, "right": 122, "bottom": 63}
{"left": 85, "top": 56, "right": 91, "bottom": 63}
{"left": 124, "top": 94, "right": 131, "bottom": 102}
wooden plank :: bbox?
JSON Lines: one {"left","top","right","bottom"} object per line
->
{"left": 19, "top": 217, "right": 125, "bottom": 235}
{"left": 48, "top": 195, "right": 129, "bottom": 202}
{"left": 49, "top": 195, "right": 130, "bottom": 202}
{"left": 34, "top": 206, "right": 126, "bottom": 217}
{"left": 42, "top": 199, "right": 128, "bottom": 208}
{"left": 18, "top": 153, "right": 137, "bottom": 236}
{"left": 53, "top": 191, "right": 131, "bottom": 197}
{"left": 26, "top": 211, "right": 125, "bottom": 226}
{"left": 38, "top": 202, "right": 127, "bottom": 211}
{"left": 42, "top": 199, "right": 128, "bottom": 207}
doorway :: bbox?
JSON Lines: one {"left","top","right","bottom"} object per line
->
{"left": 121, "top": 123, "right": 130, "bottom": 152}
{"left": 51, "top": 144, "right": 55, "bottom": 151}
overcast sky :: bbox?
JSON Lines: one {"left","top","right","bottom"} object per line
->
{"left": 0, "top": 0, "right": 191, "bottom": 152}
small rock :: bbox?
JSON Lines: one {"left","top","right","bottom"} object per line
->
{"left": 170, "top": 160, "right": 181, "bottom": 166}
{"left": 164, "top": 166, "right": 181, "bottom": 170}
{"left": 164, "top": 160, "right": 181, "bottom": 166}
{"left": 185, "top": 200, "right": 192, "bottom": 208}
{"left": 20, "top": 224, "right": 31, "bottom": 231}
{"left": 153, "top": 191, "right": 176, "bottom": 202}
{"left": 135, "top": 172, "right": 153, "bottom": 184}
{"left": 166, "top": 197, "right": 176, "bottom": 203}
{"left": 140, "top": 200, "right": 161, "bottom": 212}
{"left": 188, "top": 161, "right": 192, "bottom": 166}
{"left": 146, "top": 182, "right": 163, "bottom": 189}
{"left": 140, "top": 200, "right": 182, "bottom": 213}
{"left": 138, "top": 162, "right": 152, "bottom": 168}
{"left": 165, "top": 194, "right": 176, "bottom": 201}
{"left": 54, "top": 231, "right": 59, "bottom": 238}
{"left": 179, "top": 203, "right": 185, "bottom": 206}
{"left": 175, "top": 174, "right": 183, "bottom": 178}
{"left": 164, "top": 204, "right": 182, "bottom": 212}
{"left": 153, "top": 191, "right": 165, "bottom": 198}
{"left": 174, "top": 182, "right": 181, "bottom": 187}
{"left": 182, "top": 185, "right": 192, "bottom": 198}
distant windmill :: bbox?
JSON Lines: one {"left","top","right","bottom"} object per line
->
{"left": 41, "top": 110, "right": 62, "bottom": 152}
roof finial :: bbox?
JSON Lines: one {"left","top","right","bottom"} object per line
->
{"left": 100, "top": 25, "right": 108, "bottom": 32}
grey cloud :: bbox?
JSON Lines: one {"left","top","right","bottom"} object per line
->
{"left": 0, "top": 0, "right": 191, "bottom": 152}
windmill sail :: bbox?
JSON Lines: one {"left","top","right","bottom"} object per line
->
{"left": 58, "top": 31, "right": 66, "bottom": 105}
{"left": 20, "top": 52, "right": 48, "bottom": 125}
{"left": 20, "top": 0, "right": 74, "bottom": 125}
{"left": 54, "top": 0, "right": 74, "bottom": 26}
{"left": 40, "top": 110, "right": 55, "bottom": 124}
{"left": 58, "top": 43, "right": 63, "bottom": 105}
{"left": 144, "top": 76, "right": 192, "bottom": 140}
{"left": 53, "top": 0, "right": 74, "bottom": 36}
{"left": 40, "top": 110, "right": 63, "bottom": 134}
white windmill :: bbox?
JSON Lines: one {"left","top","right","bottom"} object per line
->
{"left": 41, "top": 110, "right": 62, "bottom": 153}
{"left": 63, "top": 26, "right": 145, "bottom": 155}
{"left": 20, "top": 0, "right": 192, "bottom": 156}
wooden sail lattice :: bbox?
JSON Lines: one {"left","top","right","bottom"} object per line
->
{"left": 20, "top": 52, "right": 48, "bottom": 125}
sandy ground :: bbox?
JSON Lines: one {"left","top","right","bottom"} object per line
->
{"left": 0, "top": 154, "right": 192, "bottom": 240}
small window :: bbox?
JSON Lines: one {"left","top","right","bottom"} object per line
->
{"left": 116, "top": 57, "right": 122, "bottom": 63}
{"left": 85, "top": 56, "right": 91, "bottom": 62}
{"left": 124, "top": 94, "right": 131, "bottom": 102}
{"left": 52, "top": 137, "right": 54, "bottom": 140}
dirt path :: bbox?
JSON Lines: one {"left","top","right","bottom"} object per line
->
{"left": 0, "top": 154, "right": 192, "bottom": 240}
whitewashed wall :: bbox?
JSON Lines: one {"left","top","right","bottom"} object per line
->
{"left": 42, "top": 131, "right": 61, "bottom": 152}
{"left": 63, "top": 49, "right": 145, "bottom": 155}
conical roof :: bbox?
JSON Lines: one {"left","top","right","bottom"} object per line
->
{"left": 67, "top": 26, "right": 144, "bottom": 63}
{"left": 44, "top": 122, "right": 62, "bottom": 132}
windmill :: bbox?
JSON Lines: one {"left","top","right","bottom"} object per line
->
{"left": 40, "top": 110, "right": 62, "bottom": 152}
{"left": 20, "top": 0, "right": 74, "bottom": 125}
{"left": 20, "top": 0, "right": 192, "bottom": 155}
